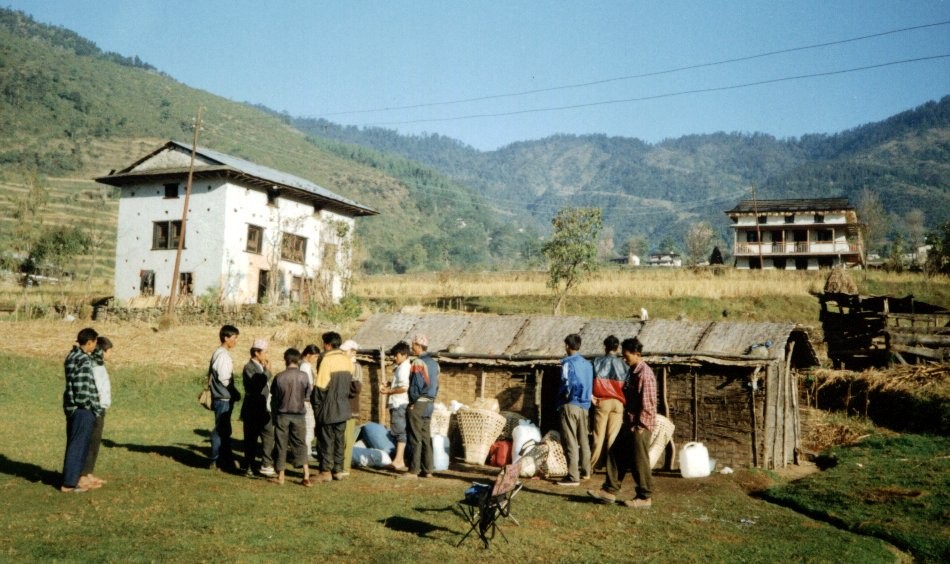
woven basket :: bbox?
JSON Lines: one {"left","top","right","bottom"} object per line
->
{"left": 456, "top": 408, "right": 507, "bottom": 464}
{"left": 430, "top": 409, "right": 451, "bottom": 437}
{"left": 649, "top": 414, "right": 676, "bottom": 468}
{"left": 540, "top": 439, "right": 568, "bottom": 478}
{"left": 499, "top": 411, "right": 524, "bottom": 440}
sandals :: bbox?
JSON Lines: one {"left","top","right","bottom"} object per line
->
{"left": 301, "top": 478, "right": 312, "bottom": 487}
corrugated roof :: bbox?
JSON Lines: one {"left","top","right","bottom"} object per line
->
{"left": 96, "top": 140, "right": 377, "bottom": 216}
{"left": 726, "top": 198, "right": 853, "bottom": 214}
{"left": 351, "top": 313, "right": 820, "bottom": 366}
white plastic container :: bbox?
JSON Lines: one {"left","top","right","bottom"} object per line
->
{"left": 511, "top": 420, "right": 541, "bottom": 463}
{"left": 679, "top": 442, "right": 712, "bottom": 478}
{"left": 432, "top": 434, "right": 451, "bottom": 471}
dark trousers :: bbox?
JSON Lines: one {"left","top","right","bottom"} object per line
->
{"left": 242, "top": 414, "right": 269, "bottom": 471}
{"left": 273, "top": 413, "right": 307, "bottom": 473}
{"left": 603, "top": 426, "right": 653, "bottom": 500}
{"left": 317, "top": 421, "right": 346, "bottom": 474}
{"left": 81, "top": 413, "right": 105, "bottom": 476}
{"left": 407, "top": 403, "right": 433, "bottom": 475}
{"left": 210, "top": 399, "right": 234, "bottom": 467}
{"left": 62, "top": 408, "right": 95, "bottom": 488}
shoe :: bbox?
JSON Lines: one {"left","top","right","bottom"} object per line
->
{"left": 243, "top": 468, "right": 255, "bottom": 478}
{"left": 333, "top": 472, "right": 349, "bottom": 481}
{"left": 580, "top": 474, "right": 591, "bottom": 481}
{"left": 397, "top": 472, "right": 418, "bottom": 480}
{"left": 259, "top": 466, "right": 276, "bottom": 477}
{"left": 556, "top": 479, "right": 581, "bottom": 487}
{"left": 623, "top": 497, "right": 652, "bottom": 509}
{"left": 315, "top": 472, "right": 333, "bottom": 483}
{"left": 586, "top": 489, "right": 617, "bottom": 504}
{"left": 60, "top": 486, "right": 88, "bottom": 493}
{"left": 301, "top": 478, "right": 312, "bottom": 487}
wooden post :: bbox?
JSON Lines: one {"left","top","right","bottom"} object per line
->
{"left": 479, "top": 371, "right": 486, "bottom": 399}
{"left": 534, "top": 367, "right": 543, "bottom": 429}
{"left": 749, "top": 367, "right": 761, "bottom": 468}
{"left": 377, "top": 347, "right": 386, "bottom": 425}
{"left": 662, "top": 367, "right": 670, "bottom": 418}
{"left": 691, "top": 373, "right": 698, "bottom": 441}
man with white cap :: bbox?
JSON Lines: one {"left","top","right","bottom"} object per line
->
{"left": 400, "top": 333, "right": 440, "bottom": 479}
{"left": 240, "top": 337, "right": 273, "bottom": 477}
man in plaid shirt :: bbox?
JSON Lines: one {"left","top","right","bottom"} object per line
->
{"left": 588, "top": 337, "right": 657, "bottom": 508}
{"left": 61, "top": 327, "right": 102, "bottom": 492}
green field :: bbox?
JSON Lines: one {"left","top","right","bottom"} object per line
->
{"left": 0, "top": 352, "right": 928, "bottom": 562}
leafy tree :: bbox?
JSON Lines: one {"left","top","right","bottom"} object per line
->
{"left": 24, "top": 225, "right": 92, "bottom": 275}
{"left": 924, "top": 221, "right": 950, "bottom": 275}
{"left": 542, "top": 207, "right": 602, "bottom": 315}
{"left": 685, "top": 221, "right": 714, "bottom": 266}
{"left": 657, "top": 235, "right": 678, "bottom": 255}
{"left": 625, "top": 235, "right": 649, "bottom": 261}
{"left": 886, "top": 234, "right": 906, "bottom": 273}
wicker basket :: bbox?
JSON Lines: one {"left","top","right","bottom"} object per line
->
{"left": 430, "top": 409, "right": 451, "bottom": 437}
{"left": 540, "top": 438, "right": 568, "bottom": 478}
{"left": 649, "top": 414, "right": 676, "bottom": 468}
{"left": 499, "top": 411, "right": 525, "bottom": 440}
{"left": 456, "top": 408, "right": 507, "bottom": 464}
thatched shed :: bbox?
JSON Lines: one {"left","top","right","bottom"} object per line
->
{"left": 350, "top": 313, "right": 820, "bottom": 470}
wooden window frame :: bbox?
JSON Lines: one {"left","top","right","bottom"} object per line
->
{"left": 152, "top": 220, "right": 184, "bottom": 250}
{"left": 280, "top": 232, "right": 307, "bottom": 264}
{"left": 246, "top": 224, "right": 263, "bottom": 254}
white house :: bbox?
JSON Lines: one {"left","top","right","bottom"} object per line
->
{"left": 96, "top": 141, "right": 377, "bottom": 305}
{"left": 725, "top": 198, "right": 865, "bottom": 270}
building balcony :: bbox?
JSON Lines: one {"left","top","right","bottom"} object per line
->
{"left": 734, "top": 242, "right": 862, "bottom": 256}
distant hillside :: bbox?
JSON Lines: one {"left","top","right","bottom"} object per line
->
{"left": 0, "top": 7, "right": 537, "bottom": 276}
{"left": 295, "top": 99, "right": 950, "bottom": 256}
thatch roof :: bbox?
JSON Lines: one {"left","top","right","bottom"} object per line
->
{"left": 352, "top": 313, "right": 820, "bottom": 368}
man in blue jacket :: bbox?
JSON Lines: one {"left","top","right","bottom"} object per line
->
{"left": 556, "top": 333, "right": 593, "bottom": 487}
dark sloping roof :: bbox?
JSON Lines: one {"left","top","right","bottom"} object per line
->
{"left": 726, "top": 198, "right": 853, "bottom": 214}
{"left": 351, "top": 313, "right": 820, "bottom": 367}
{"left": 95, "top": 140, "right": 377, "bottom": 217}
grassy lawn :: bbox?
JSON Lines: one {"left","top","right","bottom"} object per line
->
{"left": 0, "top": 353, "right": 904, "bottom": 562}
{"left": 764, "top": 434, "right": 950, "bottom": 562}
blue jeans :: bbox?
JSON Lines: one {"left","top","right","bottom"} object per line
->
{"left": 210, "top": 399, "right": 234, "bottom": 466}
{"left": 63, "top": 408, "right": 95, "bottom": 487}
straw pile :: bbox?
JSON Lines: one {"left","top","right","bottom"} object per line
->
{"left": 823, "top": 268, "right": 858, "bottom": 294}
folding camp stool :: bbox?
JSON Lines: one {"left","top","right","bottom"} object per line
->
{"left": 456, "top": 460, "right": 523, "bottom": 548}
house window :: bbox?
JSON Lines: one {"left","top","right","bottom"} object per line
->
{"left": 816, "top": 229, "right": 834, "bottom": 242}
{"left": 290, "top": 275, "right": 311, "bottom": 302}
{"left": 773, "top": 258, "right": 787, "bottom": 270}
{"left": 281, "top": 232, "right": 307, "bottom": 263}
{"left": 784, "top": 215, "right": 794, "bottom": 224}
{"left": 179, "top": 272, "right": 194, "bottom": 295}
{"left": 773, "top": 230, "right": 785, "bottom": 243}
{"left": 757, "top": 215, "right": 767, "bottom": 224}
{"left": 246, "top": 225, "right": 263, "bottom": 254}
{"left": 164, "top": 183, "right": 179, "bottom": 198}
{"left": 153, "top": 220, "right": 183, "bottom": 250}
{"left": 267, "top": 188, "right": 279, "bottom": 206}
{"left": 814, "top": 214, "right": 825, "bottom": 223}
{"left": 795, "top": 258, "right": 809, "bottom": 270}
{"left": 140, "top": 270, "right": 155, "bottom": 296}
{"left": 745, "top": 231, "right": 760, "bottom": 243}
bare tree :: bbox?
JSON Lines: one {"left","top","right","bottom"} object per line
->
{"left": 904, "top": 208, "right": 926, "bottom": 262}
{"left": 856, "top": 188, "right": 889, "bottom": 258}
{"left": 685, "top": 222, "right": 714, "bottom": 266}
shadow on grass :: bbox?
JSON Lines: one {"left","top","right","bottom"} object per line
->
{"left": 378, "top": 515, "right": 456, "bottom": 539}
{"left": 101, "top": 439, "right": 211, "bottom": 469}
{"left": 0, "top": 454, "right": 60, "bottom": 488}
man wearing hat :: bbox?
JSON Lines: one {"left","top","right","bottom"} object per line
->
{"left": 240, "top": 338, "right": 274, "bottom": 477}
{"left": 401, "top": 333, "right": 440, "bottom": 479}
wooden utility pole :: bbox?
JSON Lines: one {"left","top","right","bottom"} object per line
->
{"left": 165, "top": 106, "right": 203, "bottom": 321}
{"left": 751, "top": 183, "right": 764, "bottom": 269}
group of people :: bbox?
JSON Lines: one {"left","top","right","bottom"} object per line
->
{"left": 60, "top": 324, "right": 652, "bottom": 504}
{"left": 61, "top": 327, "right": 114, "bottom": 493}
{"left": 208, "top": 326, "right": 441, "bottom": 484}
{"left": 208, "top": 325, "right": 365, "bottom": 486}
{"left": 555, "top": 333, "right": 658, "bottom": 509}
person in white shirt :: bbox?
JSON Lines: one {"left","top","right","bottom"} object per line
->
{"left": 378, "top": 340, "right": 410, "bottom": 471}
{"left": 299, "top": 344, "right": 320, "bottom": 460}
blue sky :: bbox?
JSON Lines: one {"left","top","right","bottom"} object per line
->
{"left": 9, "top": 0, "right": 950, "bottom": 150}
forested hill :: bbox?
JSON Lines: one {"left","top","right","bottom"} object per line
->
{"left": 293, "top": 97, "right": 950, "bottom": 254}
{"left": 0, "top": 8, "right": 538, "bottom": 274}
